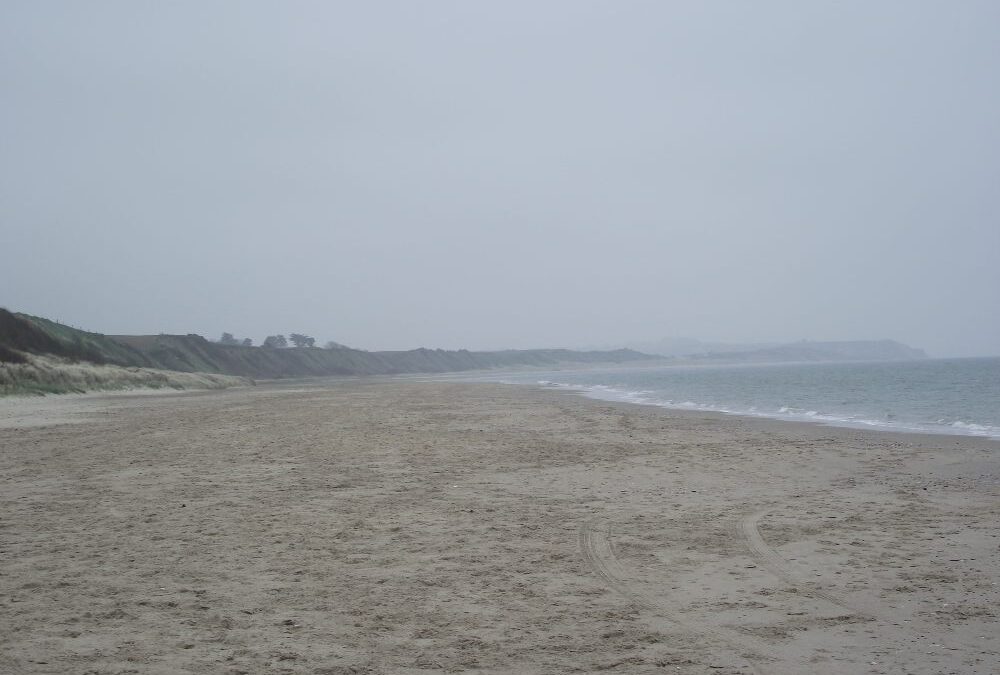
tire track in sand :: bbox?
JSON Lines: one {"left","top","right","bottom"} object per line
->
{"left": 739, "top": 510, "right": 1000, "bottom": 662}
{"left": 580, "top": 519, "right": 770, "bottom": 674}
{"left": 739, "top": 511, "right": 873, "bottom": 619}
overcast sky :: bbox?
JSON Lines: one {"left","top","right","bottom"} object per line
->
{"left": 2, "top": 2, "right": 998, "bottom": 356}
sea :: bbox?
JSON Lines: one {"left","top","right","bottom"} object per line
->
{"left": 460, "top": 357, "right": 1000, "bottom": 440}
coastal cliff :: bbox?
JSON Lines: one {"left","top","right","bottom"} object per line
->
{"left": 0, "top": 309, "right": 654, "bottom": 394}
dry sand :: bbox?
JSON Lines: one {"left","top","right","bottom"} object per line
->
{"left": 1, "top": 379, "right": 998, "bottom": 674}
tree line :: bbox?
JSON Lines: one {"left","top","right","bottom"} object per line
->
{"left": 217, "top": 332, "right": 344, "bottom": 350}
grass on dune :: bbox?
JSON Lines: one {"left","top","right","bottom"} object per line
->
{"left": 0, "top": 354, "right": 253, "bottom": 397}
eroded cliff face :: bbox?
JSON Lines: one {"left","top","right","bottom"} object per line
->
{"left": 1, "top": 309, "right": 656, "bottom": 386}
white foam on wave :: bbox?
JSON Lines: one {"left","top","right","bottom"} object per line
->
{"left": 950, "top": 420, "right": 1000, "bottom": 436}
{"left": 533, "top": 380, "right": 1000, "bottom": 440}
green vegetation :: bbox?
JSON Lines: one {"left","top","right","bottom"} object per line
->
{"left": 289, "top": 333, "right": 315, "bottom": 348}
{"left": 0, "top": 354, "right": 252, "bottom": 396}
{"left": 0, "top": 309, "right": 154, "bottom": 367}
{"left": 0, "top": 308, "right": 656, "bottom": 394}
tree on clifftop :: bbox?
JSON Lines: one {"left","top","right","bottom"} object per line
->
{"left": 241, "top": 338, "right": 253, "bottom": 347}
{"left": 218, "top": 332, "right": 239, "bottom": 345}
{"left": 289, "top": 333, "right": 315, "bottom": 348}
{"left": 263, "top": 335, "right": 287, "bottom": 349}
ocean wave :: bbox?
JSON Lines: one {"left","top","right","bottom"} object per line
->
{"left": 950, "top": 420, "right": 1000, "bottom": 436}
{"left": 532, "top": 380, "right": 1000, "bottom": 440}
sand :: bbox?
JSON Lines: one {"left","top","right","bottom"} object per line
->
{"left": 1, "top": 379, "right": 998, "bottom": 674}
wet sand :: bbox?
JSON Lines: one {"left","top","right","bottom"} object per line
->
{"left": 1, "top": 379, "right": 998, "bottom": 674}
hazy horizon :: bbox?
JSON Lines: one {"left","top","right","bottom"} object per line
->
{"left": 3, "top": 2, "right": 998, "bottom": 358}
{"left": 2, "top": 305, "right": 991, "bottom": 361}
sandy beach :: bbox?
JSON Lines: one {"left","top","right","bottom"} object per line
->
{"left": 1, "top": 379, "right": 998, "bottom": 674}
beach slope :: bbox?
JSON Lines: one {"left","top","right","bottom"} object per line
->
{"left": 1, "top": 381, "right": 997, "bottom": 673}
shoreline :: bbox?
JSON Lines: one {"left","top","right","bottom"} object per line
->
{"left": 7, "top": 354, "right": 997, "bottom": 441}
{"left": 431, "top": 357, "right": 1000, "bottom": 442}
{"left": 2, "top": 379, "right": 998, "bottom": 673}
{"left": 6, "top": 374, "right": 999, "bottom": 450}
{"left": 534, "top": 381, "right": 1000, "bottom": 446}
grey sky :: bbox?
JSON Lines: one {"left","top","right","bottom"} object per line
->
{"left": 2, "top": 1, "right": 998, "bottom": 357}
